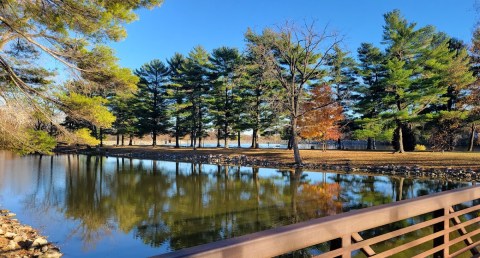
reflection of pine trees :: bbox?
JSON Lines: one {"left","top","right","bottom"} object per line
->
{"left": 64, "top": 155, "right": 114, "bottom": 249}
{"left": 24, "top": 155, "right": 473, "bottom": 255}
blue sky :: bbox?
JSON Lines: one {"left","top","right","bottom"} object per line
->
{"left": 111, "top": 0, "right": 478, "bottom": 69}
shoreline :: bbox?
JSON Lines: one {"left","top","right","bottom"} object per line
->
{"left": 0, "top": 209, "right": 62, "bottom": 257}
{"left": 55, "top": 145, "right": 480, "bottom": 182}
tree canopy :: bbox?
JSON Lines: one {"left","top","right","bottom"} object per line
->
{"left": 0, "top": 0, "right": 162, "bottom": 153}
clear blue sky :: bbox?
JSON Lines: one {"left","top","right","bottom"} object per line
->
{"left": 111, "top": 0, "right": 478, "bottom": 69}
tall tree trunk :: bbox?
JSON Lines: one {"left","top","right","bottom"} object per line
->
{"left": 292, "top": 119, "right": 302, "bottom": 164}
{"left": 99, "top": 127, "right": 103, "bottom": 147}
{"left": 337, "top": 138, "right": 341, "bottom": 150}
{"left": 237, "top": 131, "right": 241, "bottom": 148}
{"left": 193, "top": 134, "right": 197, "bottom": 150}
{"left": 287, "top": 135, "right": 293, "bottom": 150}
{"left": 175, "top": 115, "right": 180, "bottom": 148}
{"left": 128, "top": 134, "right": 133, "bottom": 146}
{"left": 253, "top": 95, "right": 261, "bottom": 149}
{"left": 116, "top": 134, "right": 119, "bottom": 146}
{"left": 224, "top": 125, "right": 229, "bottom": 149}
{"left": 92, "top": 125, "right": 98, "bottom": 139}
{"left": 175, "top": 132, "right": 180, "bottom": 148}
{"left": 190, "top": 132, "right": 194, "bottom": 147}
{"left": 251, "top": 128, "right": 258, "bottom": 149}
{"left": 121, "top": 134, "right": 124, "bottom": 146}
{"left": 152, "top": 132, "right": 157, "bottom": 147}
{"left": 152, "top": 89, "right": 158, "bottom": 147}
{"left": 367, "top": 137, "right": 372, "bottom": 150}
{"left": 224, "top": 87, "right": 230, "bottom": 149}
{"left": 217, "top": 128, "right": 221, "bottom": 147}
{"left": 397, "top": 122, "right": 405, "bottom": 153}
{"left": 197, "top": 108, "right": 202, "bottom": 149}
{"left": 468, "top": 123, "right": 476, "bottom": 152}
{"left": 193, "top": 114, "right": 197, "bottom": 150}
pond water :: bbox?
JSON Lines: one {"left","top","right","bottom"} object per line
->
{"left": 0, "top": 151, "right": 473, "bottom": 257}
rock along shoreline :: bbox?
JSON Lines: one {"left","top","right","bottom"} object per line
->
{"left": 0, "top": 210, "right": 62, "bottom": 258}
{"left": 56, "top": 146, "right": 479, "bottom": 182}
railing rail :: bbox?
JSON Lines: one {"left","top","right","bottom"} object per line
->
{"left": 152, "top": 185, "right": 480, "bottom": 258}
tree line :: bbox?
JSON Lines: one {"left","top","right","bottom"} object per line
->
{"left": 0, "top": 2, "right": 478, "bottom": 165}
{"left": 103, "top": 10, "right": 478, "bottom": 163}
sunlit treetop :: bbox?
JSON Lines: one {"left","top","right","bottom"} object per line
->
{"left": 0, "top": 0, "right": 163, "bottom": 100}
{"left": 0, "top": 0, "right": 162, "bottom": 154}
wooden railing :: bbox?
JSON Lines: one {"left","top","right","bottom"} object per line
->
{"left": 153, "top": 185, "right": 480, "bottom": 258}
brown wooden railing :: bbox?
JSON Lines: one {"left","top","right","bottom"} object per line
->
{"left": 153, "top": 185, "right": 480, "bottom": 258}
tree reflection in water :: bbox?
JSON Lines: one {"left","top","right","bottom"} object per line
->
{"left": 19, "top": 154, "right": 473, "bottom": 256}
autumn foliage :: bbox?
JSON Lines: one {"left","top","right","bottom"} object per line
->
{"left": 298, "top": 85, "right": 343, "bottom": 142}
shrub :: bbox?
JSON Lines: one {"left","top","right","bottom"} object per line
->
{"left": 414, "top": 144, "right": 427, "bottom": 151}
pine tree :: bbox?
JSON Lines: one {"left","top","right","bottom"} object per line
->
{"left": 179, "top": 46, "right": 212, "bottom": 149}
{"left": 326, "top": 44, "right": 357, "bottom": 149}
{"left": 242, "top": 31, "right": 284, "bottom": 148}
{"left": 423, "top": 38, "right": 475, "bottom": 150}
{"left": 353, "top": 43, "right": 388, "bottom": 149}
{"left": 380, "top": 10, "right": 466, "bottom": 152}
{"left": 134, "top": 60, "right": 171, "bottom": 146}
{"left": 209, "top": 47, "right": 242, "bottom": 148}
{"left": 110, "top": 93, "right": 139, "bottom": 146}
{"left": 167, "top": 53, "right": 190, "bottom": 148}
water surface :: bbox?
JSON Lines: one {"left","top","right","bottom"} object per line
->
{"left": 0, "top": 151, "right": 473, "bottom": 257}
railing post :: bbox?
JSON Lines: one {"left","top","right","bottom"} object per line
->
{"left": 342, "top": 235, "right": 351, "bottom": 258}
{"left": 443, "top": 207, "right": 449, "bottom": 257}
{"left": 433, "top": 208, "right": 445, "bottom": 258}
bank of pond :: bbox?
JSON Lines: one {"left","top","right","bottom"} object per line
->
{"left": 0, "top": 151, "right": 477, "bottom": 257}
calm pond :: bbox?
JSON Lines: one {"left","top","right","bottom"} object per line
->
{"left": 0, "top": 151, "right": 473, "bottom": 257}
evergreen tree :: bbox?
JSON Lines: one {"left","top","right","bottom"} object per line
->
{"left": 423, "top": 38, "right": 474, "bottom": 150}
{"left": 380, "top": 10, "right": 468, "bottom": 152}
{"left": 325, "top": 44, "right": 358, "bottom": 149}
{"left": 134, "top": 60, "right": 171, "bottom": 146}
{"left": 167, "top": 53, "right": 190, "bottom": 148}
{"left": 110, "top": 93, "right": 139, "bottom": 146}
{"left": 353, "top": 43, "right": 388, "bottom": 149}
{"left": 242, "top": 32, "right": 283, "bottom": 148}
{"left": 209, "top": 47, "right": 242, "bottom": 148}
{"left": 179, "top": 46, "right": 212, "bottom": 149}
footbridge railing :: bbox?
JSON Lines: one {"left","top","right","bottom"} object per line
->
{"left": 153, "top": 185, "right": 480, "bottom": 258}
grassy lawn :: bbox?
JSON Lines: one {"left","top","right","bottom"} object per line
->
{"left": 101, "top": 146, "right": 480, "bottom": 169}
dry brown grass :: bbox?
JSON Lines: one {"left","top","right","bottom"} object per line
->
{"left": 102, "top": 146, "right": 480, "bottom": 169}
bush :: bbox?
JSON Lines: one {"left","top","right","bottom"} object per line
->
{"left": 414, "top": 144, "right": 427, "bottom": 151}
{"left": 19, "top": 130, "right": 57, "bottom": 155}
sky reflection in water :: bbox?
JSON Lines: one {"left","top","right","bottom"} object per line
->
{"left": 0, "top": 151, "right": 472, "bottom": 257}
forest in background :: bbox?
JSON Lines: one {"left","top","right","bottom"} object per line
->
{"left": 0, "top": 2, "right": 479, "bottom": 164}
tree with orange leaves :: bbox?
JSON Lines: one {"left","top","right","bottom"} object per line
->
{"left": 298, "top": 84, "right": 344, "bottom": 151}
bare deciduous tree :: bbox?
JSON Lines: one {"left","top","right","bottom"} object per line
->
{"left": 246, "top": 22, "right": 342, "bottom": 164}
